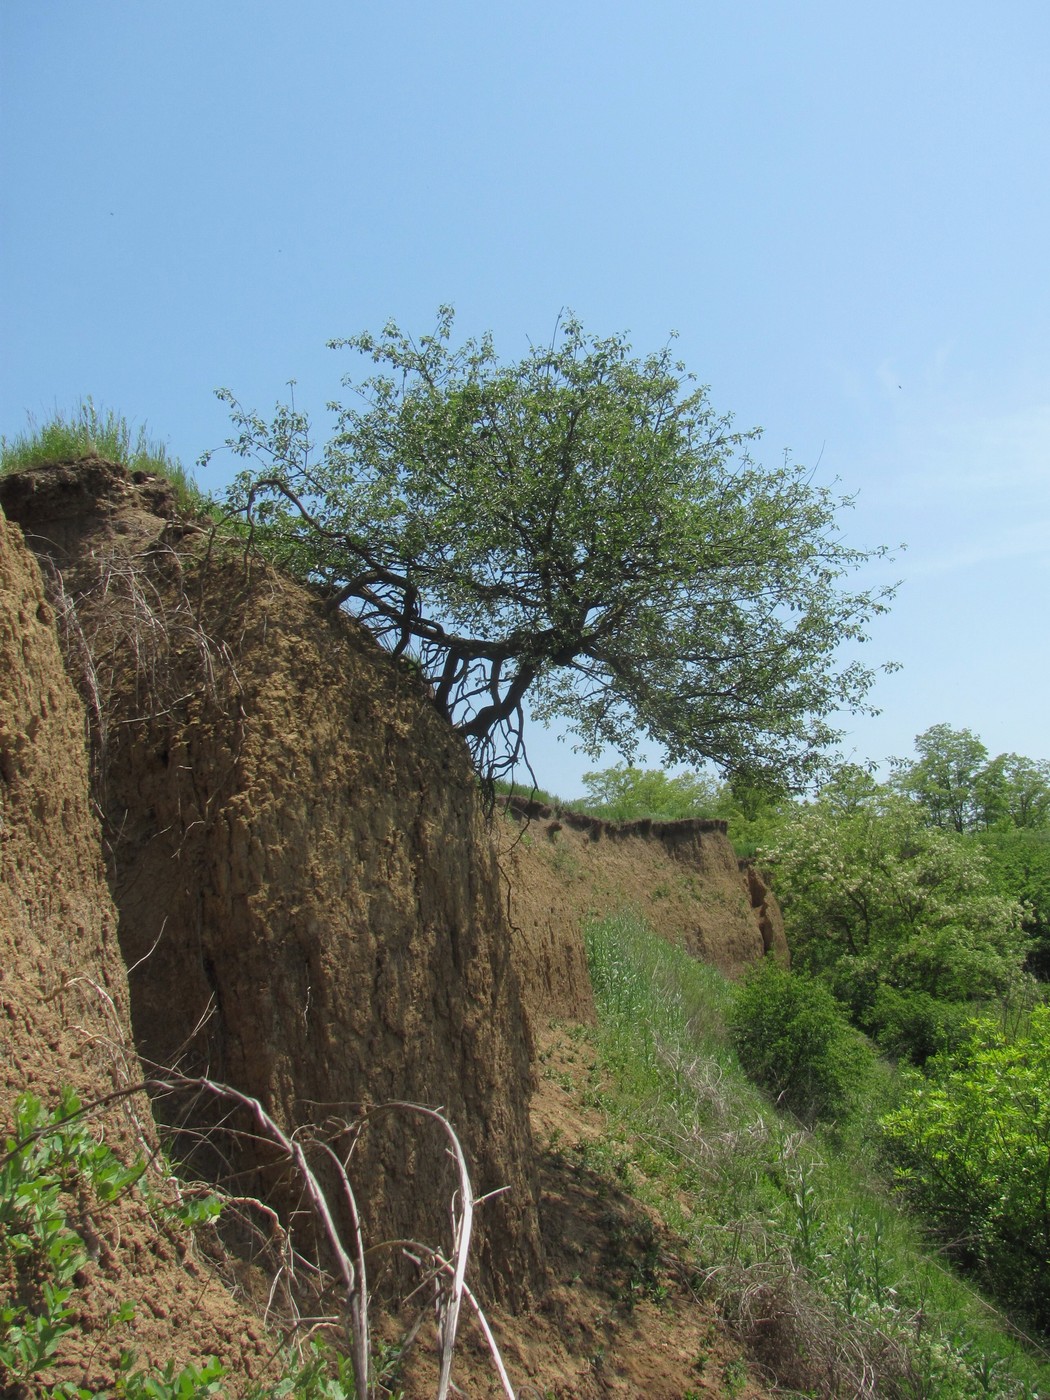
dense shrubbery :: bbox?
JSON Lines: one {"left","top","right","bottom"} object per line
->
{"left": 766, "top": 765, "right": 1030, "bottom": 1064}
{"left": 881, "top": 1006, "right": 1050, "bottom": 1332}
{"left": 734, "top": 730, "right": 1050, "bottom": 1335}
{"left": 584, "top": 913, "right": 1050, "bottom": 1394}
{"left": 979, "top": 826, "right": 1050, "bottom": 978}
{"left": 727, "top": 959, "right": 876, "bottom": 1126}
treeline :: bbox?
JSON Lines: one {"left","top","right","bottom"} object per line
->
{"left": 572, "top": 727, "right": 1050, "bottom": 1335}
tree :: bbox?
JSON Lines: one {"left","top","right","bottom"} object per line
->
{"left": 893, "top": 726, "right": 1050, "bottom": 834}
{"left": 212, "top": 310, "right": 895, "bottom": 786}
{"left": 975, "top": 752, "right": 1050, "bottom": 830}
{"left": 768, "top": 767, "right": 1028, "bottom": 1056}
{"left": 892, "top": 723, "right": 988, "bottom": 832}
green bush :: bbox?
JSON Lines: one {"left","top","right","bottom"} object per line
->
{"left": 728, "top": 960, "right": 875, "bottom": 1126}
{"left": 864, "top": 985, "right": 973, "bottom": 1066}
{"left": 881, "top": 1005, "right": 1050, "bottom": 1332}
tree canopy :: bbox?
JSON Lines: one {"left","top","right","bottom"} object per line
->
{"left": 213, "top": 310, "right": 895, "bottom": 786}
{"left": 766, "top": 765, "right": 1028, "bottom": 1058}
{"left": 892, "top": 723, "right": 1050, "bottom": 832}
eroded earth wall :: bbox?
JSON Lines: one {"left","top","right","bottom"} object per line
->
{"left": 500, "top": 800, "right": 787, "bottom": 1025}
{"left": 2, "top": 460, "right": 545, "bottom": 1308}
{"left": 0, "top": 500, "right": 275, "bottom": 1386}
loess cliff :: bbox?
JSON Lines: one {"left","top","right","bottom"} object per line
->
{"left": 501, "top": 800, "right": 787, "bottom": 1026}
{"left": 1, "top": 457, "right": 544, "bottom": 1308}
{"left": 0, "top": 499, "right": 274, "bottom": 1387}
{"left": 0, "top": 456, "right": 784, "bottom": 1396}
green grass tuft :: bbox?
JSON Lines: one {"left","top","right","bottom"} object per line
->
{"left": 1, "top": 399, "right": 208, "bottom": 513}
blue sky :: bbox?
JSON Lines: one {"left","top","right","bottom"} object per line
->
{"left": 3, "top": 1, "right": 1048, "bottom": 794}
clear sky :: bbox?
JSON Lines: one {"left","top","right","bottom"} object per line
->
{"left": 3, "top": 1, "right": 1048, "bottom": 794}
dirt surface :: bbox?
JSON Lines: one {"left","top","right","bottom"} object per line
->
{"left": 0, "top": 500, "right": 135, "bottom": 1134}
{"left": 394, "top": 1022, "right": 775, "bottom": 1398}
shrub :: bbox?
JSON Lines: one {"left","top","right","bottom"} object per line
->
{"left": 881, "top": 1005, "right": 1050, "bottom": 1331}
{"left": 864, "top": 985, "right": 973, "bottom": 1066}
{"left": 728, "top": 960, "right": 875, "bottom": 1126}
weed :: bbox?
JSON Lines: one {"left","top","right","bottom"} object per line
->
{"left": 722, "top": 1356, "right": 749, "bottom": 1396}
{"left": 548, "top": 843, "right": 579, "bottom": 878}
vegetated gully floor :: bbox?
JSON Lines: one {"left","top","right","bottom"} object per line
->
{"left": 395, "top": 1021, "right": 773, "bottom": 1400}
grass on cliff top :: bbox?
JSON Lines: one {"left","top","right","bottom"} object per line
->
{"left": 1, "top": 400, "right": 209, "bottom": 513}
{"left": 574, "top": 911, "right": 1050, "bottom": 1398}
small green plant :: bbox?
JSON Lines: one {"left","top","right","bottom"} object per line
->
{"left": 108, "top": 1352, "right": 228, "bottom": 1399}
{"left": 1, "top": 400, "right": 208, "bottom": 512}
{"left": 1, "top": 1084, "right": 502, "bottom": 1398}
{"left": 0, "top": 1090, "right": 248, "bottom": 1400}
{"left": 784, "top": 1161, "right": 824, "bottom": 1270}
{"left": 721, "top": 1357, "right": 749, "bottom": 1397}
{"left": 549, "top": 842, "right": 579, "bottom": 879}
{"left": 246, "top": 1338, "right": 360, "bottom": 1399}
{"left": 0, "top": 1088, "right": 144, "bottom": 1395}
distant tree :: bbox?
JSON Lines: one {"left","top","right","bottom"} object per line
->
{"left": 892, "top": 724, "right": 988, "bottom": 832}
{"left": 212, "top": 310, "right": 895, "bottom": 786}
{"left": 975, "top": 752, "right": 1050, "bottom": 830}
{"left": 714, "top": 770, "right": 795, "bottom": 860}
{"left": 580, "top": 764, "right": 722, "bottom": 822}
{"left": 893, "top": 726, "right": 1050, "bottom": 835}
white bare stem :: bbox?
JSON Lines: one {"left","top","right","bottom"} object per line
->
{"left": 391, "top": 1238, "right": 517, "bottom": 1400}
{"left": 152, "top": 1074, "right": 370, "bottom": 1399}
{"left": 380, "top": 1102, "right": 474, "bottom": 1400}
{"left": 140, "top": 1078, "right": 508, "bottom": 1400}
{"left": 307, "top": 1134, "right": 371, "bottom": 1389}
